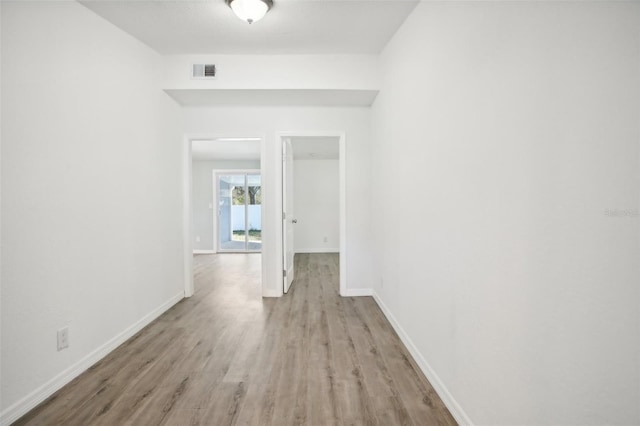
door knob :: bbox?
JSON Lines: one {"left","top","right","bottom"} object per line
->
{"left": 292, "top": 219, "right": 298, "bottom": 224}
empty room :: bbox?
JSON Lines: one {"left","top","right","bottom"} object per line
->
{"left": 1, "top": 1, "right": 638, "bottom": 425}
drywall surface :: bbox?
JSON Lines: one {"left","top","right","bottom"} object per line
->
{"left": 164, "top": 54, "right": 380, "bottom": 91}
{"left": 371, "top": 1, "right": 640, "bottom": 425}
{"left": 1, "top": 1, "right": 184, "bottom": 420}
{"left": 293, "top": 159, "right": 339, "bottom": 253}
{"left": 192, "top": 160, "right": 260, "bottom": 251}
{"left": 0, "top": 4, "right": 3, "bottom": 413}
{"left": 184, "top": 106, "right": 372, "bottom": 293}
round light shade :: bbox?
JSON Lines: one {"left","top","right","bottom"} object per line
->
{"left": 226, "top": 0, "right": 273, "bottom": 24}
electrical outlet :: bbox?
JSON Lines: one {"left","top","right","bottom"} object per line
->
{"left": 323, "top": 236, "right": 328, "bottom": 243}
{"left": 196, "top": 236, "right": 201, "bottom": 243}
{"left": 57, "top": 327, "right": 69, "bottom": 351}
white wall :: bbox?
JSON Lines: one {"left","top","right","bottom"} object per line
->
{"left": 192, "top": 160, "right": 260, "bottom": 251}
{"left": 184, "top": 107, "right": 372, "bottom": 295}
{"left": 164, "top": 54, "right": 380, "bottom": 90}
{"left": 0, "top": 4, "right": 3, "bottom": 412}
{"left": 1, "top": 2, "right": 184, "bottom": 422}
{"left": 293, "top": 159, "right": 339, "bottom": 253}
{"left": 371, "top": 2, "right": 640, "bottom": 425}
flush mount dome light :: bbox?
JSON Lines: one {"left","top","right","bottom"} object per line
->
{"left": 225, "top": 0, "right": 273, "bottom": 24}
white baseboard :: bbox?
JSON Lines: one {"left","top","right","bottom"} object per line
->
{"left": 262, "top": 288, "right": 282, "bottom": 298}
{"left": 193, "top": 249, "right": 215, "bottom": 254}
{"left": 372, "top": 291, "right": 474, "bottom": 426}
{"left": 0, "top": 291, "right": 185, "bottom": 426}
{"left": 295, "top": 248, "right": 339, "bottom": 254}
{"left": 342, "top": 288, "right": 373, "bottom": 297}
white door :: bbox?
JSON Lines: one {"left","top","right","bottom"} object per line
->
{"left": 282, "top": 138, "right": 295, "bottom": 293}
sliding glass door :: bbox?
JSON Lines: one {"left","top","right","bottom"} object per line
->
{"left": 217, "top": 173, "right": 261, "bottom": 252}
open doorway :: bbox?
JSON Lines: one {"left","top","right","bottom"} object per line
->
{"left": 280, "top": 133, "right": 346, "bottom": 295}
{"left": 184, "top": 136, "right": 264, "bottom": 297}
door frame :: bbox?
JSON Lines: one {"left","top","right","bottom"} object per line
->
{"left": 214, "top": 169, "right": 262, "bottom": 253}
{"left": 282, "top": 138, "right": 294, "bottom": 293}
{"left": 182, "top": 134, "right": 266, "bottom": 298}
{"left": 276, "top": 131, "right": 347, "bottom": 297}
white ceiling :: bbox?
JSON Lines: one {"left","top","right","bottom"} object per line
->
{"left": 192, "top": 139, "right": 261, "bottom": 160}
{"left": 165, "top": 89, "right": 378, "bottom": 107}
{"left": 291, "top": 136, "right": 339, "bottom": 160}
{"left": 80, "top": 0, "right": 419, "bottom": 55}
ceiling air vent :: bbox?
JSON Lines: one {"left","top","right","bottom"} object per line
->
{"left": 192, "top": 64, "right": 216, "bottom": 79}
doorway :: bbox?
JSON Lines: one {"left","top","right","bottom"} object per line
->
{"left": 217, "top": 172, "right": 262, "bottom": 252}
{"left": 280, "top": 133, "right": 346, "bottom": 296}
{"left": 183, "top": 136, "right": 265, "bottom": 298}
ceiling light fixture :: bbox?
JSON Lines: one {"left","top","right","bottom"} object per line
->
{"left": 225, "top": 0, "right": 273, "bottom": 24}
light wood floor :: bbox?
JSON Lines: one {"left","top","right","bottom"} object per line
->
{"left": 15, "top": 253, "right": 456, "bottom": 425}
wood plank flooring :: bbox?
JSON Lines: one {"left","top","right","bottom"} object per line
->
{"left": 14, "top": 253, "right": 456, "bottom": 425}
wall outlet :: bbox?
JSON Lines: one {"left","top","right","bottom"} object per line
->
{"left": 323, "top": 236, "right": 328, "bottom": 243}
{"left": 195, "top": 236, "right": 201, "bottom": 243}
{"left": 57, "top": 327, "right": 69, "bottom": 351}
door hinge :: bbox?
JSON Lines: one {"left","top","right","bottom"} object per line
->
{"left": 282, "top": 212, "right": 286, "bottom": 220}
{"left": 283, "top": 269, "right": 287, "bottom": 277}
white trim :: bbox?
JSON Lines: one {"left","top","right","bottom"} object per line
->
{"left": 295, "top": 248, "right": 339, "bottom": 254}
{"left": 342, "top": 288, "right": 373, "bottom": 297}
{"left": 0, "top": 292, "right": 184, "bottom": 426}
{"left": 338, "top": 133, "right": 347, "bottom": 297}
{"left": 282, "top": 137, "right": 294, "bottom": 294}
{"left": 262, "top": 289, "right": 282, "bottom": 298}
{"left": 260, "top": 133, "right": 269, "bottom": 297}
{"left": 183, "top": 136, "right": 194, "bottom": 297}
{"left": 275, "top": 131, "right": 347, "bottom": 297}
{"left": 371, "top": 291, "right": 474, "bottom": 426}
{"left": 183, "top": 134, "right": 267, "bottom": 298}
{"left": 212, "top": 169, "right": 220, "bottom": 254}
{"left": 193, "top": 250, "right": 215, "bottom": 254}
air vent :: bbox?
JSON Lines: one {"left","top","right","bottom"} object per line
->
{"left": 192, "top": 64, "right": 216, "bottom": 79}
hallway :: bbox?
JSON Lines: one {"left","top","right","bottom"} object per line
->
{"left": 15, "top": 253, "right": 455, "bottom": 425}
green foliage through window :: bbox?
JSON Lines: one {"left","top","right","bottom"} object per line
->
{"left": 232, "top": 186, "right": 261, "bottom": 205}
